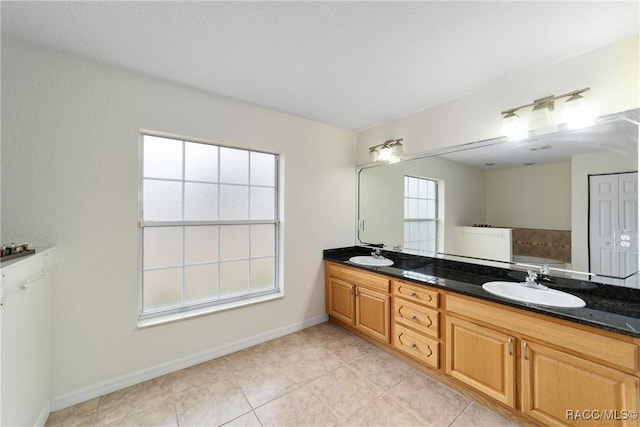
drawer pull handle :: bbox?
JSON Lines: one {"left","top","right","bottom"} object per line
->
{"left": 410, "top": 315, "right": 417, "bottom": 320}
{"left": 409, "top": 343, "right": 417, "bottom": 349}
{"left": 410, "top": 291, "right": 417, "bottom": 296}
{"left": 523, "top": 341, "right": 529, "bottom": 360}
{"left": 400, "top": 336, "right": 433, "bottom": 358}
{"left": 508, "top": 337, "right": 513, "bottom": 356}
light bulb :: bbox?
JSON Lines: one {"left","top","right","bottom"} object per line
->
{"left": 378, "top": 145, "right": 392, "bottom": 161}
{"left": 564, "top": 93, "right": 594, "bottom": 130}
{"left": 501, "top": 111, "right": 528, "bottom": 141}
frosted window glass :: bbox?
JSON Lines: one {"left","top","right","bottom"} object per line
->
{"left": 185, "top": 142, "right": 218, "bottom": 182}
{"left": 220, "top": 225, "right": 249, "bottom": 261}
{"left": 250, "top": 152, "right": 275, "bottom": 186}
{"left": 410, "top": 221, "right": 420, "bottom": 239}
{"left": 144, "top": 136, "right": 183, "bottom": 179}
{"left": 144, "top": 227, "right": 182, "bottom": 268}
{"left": 427, "top": 180, "right": 437, "bottom": 198}
{"left": 418, "top": 179, "right": 427, "bottom": 199}
{"left": 184, "top": 183, "right": 218, "bottom": 220}
{"left": 143, "top": 179, "right": 182, "bottom": 221}
{"left": 427, "top": 200, "right": 436, "bottom": 218}
{"left": 251, "top": 225, "right": 275, "bottom": 257}
{"left": 185, "top": 226, "right": 218, "bottom": 264}
{"left": 185, "top": 264, "right": 218, "bottom": 303}
{"left": 251, "top": 258, "right": 275, "bottom": 292}
{"left": 407, "top": 177, "right": 418, "bottom": 198}
{"left": 220, "top": 147, "right": 248, "bottom": 184}
{"left": 407, "top": 199, "right": 418, "bottom": 219}
{"left": 250, "top": 187, "right": 275, "bottom": 220}
{"left": 219, "top": 185, "right": 249, "bottom": 220}
{"left": 419, "top": 222, "right": 429, "bottom": 240}
{"left": 404, "top": 176, "right": 410, "bottom": 197}
{"left": 143, "top": 268, "right": 182, "bottom": 312}
{"left": 220, "top": 261, "right": 249, "bottom": 297}
{"left": 418, "top": 200, "right": 427, "bottom": 219}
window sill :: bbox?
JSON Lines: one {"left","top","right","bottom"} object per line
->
{"left": 137, "top": 291, "right": 284, "bottom": 328}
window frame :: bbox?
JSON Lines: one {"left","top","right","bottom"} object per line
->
{"left": 138, "top": 131, "right": 282, "bottom": 327}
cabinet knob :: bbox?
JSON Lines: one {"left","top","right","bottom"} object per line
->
{"left": 409, "top": 343, "right": 417, "bottom": 349}
{"left": 410, "top": 291, "right": 417, "bottom": 296}
{"left": 410, "top": 315, "right": 417, "bottom": 320}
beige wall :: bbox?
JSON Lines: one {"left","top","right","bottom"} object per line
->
{"left": 357, "top": 35, "right": 639, "bottom": 163}
{"left": 1, "top": 39, "right": 356, "bottom": 402}
{"left": 486, "top": 162, "right": 572, "bottom": 230}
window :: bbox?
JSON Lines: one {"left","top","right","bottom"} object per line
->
{"left": 140, "top": 134, "right": 279, "bottom": 321}
{"left": 404, "top": 176, "right": 438, "bottom": 252}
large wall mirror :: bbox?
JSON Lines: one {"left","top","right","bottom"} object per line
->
{"left": 357, "top": 109, "right": 639, "bottom": 288}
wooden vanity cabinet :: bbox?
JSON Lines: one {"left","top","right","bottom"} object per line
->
{"left": 325, "top": 262, "right": 391, "bottom": 343}
{"left": 392, "top": 280, "right": 441, "bottom": 369}
{"left": 446, "top": 293, "right": 640, "bottom": 427}
{"left": 446, "top": 315, "right": 516, "bottom": 407}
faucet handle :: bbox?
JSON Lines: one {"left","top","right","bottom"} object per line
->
{"left": 526, "top": 270, "right": 538, "bottom": 285}
{"left": 540, "top": 263, "right": 550, "bottom": 275}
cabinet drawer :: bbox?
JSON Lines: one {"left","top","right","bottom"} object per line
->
{"left": 394, "top": 324, "right": 439, "bottom": 368}
{"left": 394, "top": 298, "right": 439, "bottom": 338}
{"left": 447, "top": 294, "right": 639, "bottom": 373}
{"left": 394, "top": 280, "right": 439, "bottom": 308}
{"left": 327, "top": 262, "right": 390, "bottom": 293}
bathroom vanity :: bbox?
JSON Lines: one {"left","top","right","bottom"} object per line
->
{"left": 324, "top": 246, "right": 640, "bottom": 427}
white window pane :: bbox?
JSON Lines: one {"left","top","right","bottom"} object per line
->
{"left": 418, "top": 200, "right": 427, "bottom": 219}
{"left": 415, "top": 222, "right": 429, "bottom": 240}
{"left": 185, "top": 142, "right": 218, "bottom": 182}
{"left": 410, "top": 221, "right": 420, "bottom": 239}
{"left": 185, "top": 226, "right": 218, "bottom": 264}
{"left": 144, "top": 227, "right": 182, "bottom": 268}
{"left": 143, "top": 179, "right": 182, "bottom": 221}
{"left": 427, "top": 180, "right": 437, "bottom": 199}
{"left": 220, "top": 261, "right": 249, "bottom": 298}
{"left": 428, "top": 221, "right": 436, "bottom": 236}
{"left": 185, "top": 264, "right": 218, "bottom": 304}
{"left": 404, "top": 176, "right": 410, "bottom": 197}
{"left": 219, "top": 185, "right": 249, "bottom": 220}
{"left": 184, "top": 182, "right": 218, "bottom": 221}
{"left": 418, "top": 179, "right": 427, "bottom": 199}
{"left": 144, "top": 136, "right": 183, "bottom": 180}
{"left": 251, "top": 224, "right": 275, "bottom": 257}
{"left": 251, "top": 257, "right": 275, "bottom": 292}
{"left": 143, "top": 268, "right": 182, "bottom": 312}
{"left": 220, "top": 225, "right": 249, "bottom": 261}
{"left": 427, "top": 200, "right": 437, "bottom": 218}
{"left": 250, "top": 152, "right": 275, "bottom": 186}
{"left": 250, "top": 187, "right": 275, "bottom": 220}
{"left": 220, "top": 147, "right": 248, "bottom": 184}
{"left": 404, "top": 222, "right": 410, "bottom": 240}
{"left": 408, "top": 177, "right": 418, "bottom": 198}
{"left": 408, "top": 199, "right": 418, "bottom": 219}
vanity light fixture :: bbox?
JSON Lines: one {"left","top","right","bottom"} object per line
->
{"left": 369, "top": 138, "right": 404, "bottom": 162}
{"left": 501, "top": 87, "right": 591, "bottom": 139}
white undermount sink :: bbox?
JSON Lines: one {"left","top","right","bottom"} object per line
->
{"left": 349, "top": 255, "right": 394, "bottom": 267}
{"left": 482, "top": 281, "right": 586, "bottom": 308}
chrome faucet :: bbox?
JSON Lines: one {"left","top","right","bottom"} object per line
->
{"left": 523, "top": 270, "right": 548, "bottom": 289}
{"left": 371, "top": 248, "right": 382, "bottom": 259}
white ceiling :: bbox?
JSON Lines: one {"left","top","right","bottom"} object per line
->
{"left": 1, "top": 1, "right": 638, "bottom": 131}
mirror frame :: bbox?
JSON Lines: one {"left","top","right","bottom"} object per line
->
{"left": 356, "top": 108, "right": 640, "bottom": 287}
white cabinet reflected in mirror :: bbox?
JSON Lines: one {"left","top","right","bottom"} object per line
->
{"left": 357, "top": 109, "right": 639, "bottom": 288}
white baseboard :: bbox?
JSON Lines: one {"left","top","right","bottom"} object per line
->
{"left": 50, "top": 313, "right": 328, "bottom": 412}
{"left": 35, "top": 400, "right": 51, "bottom": 426}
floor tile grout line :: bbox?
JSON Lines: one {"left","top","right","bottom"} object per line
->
{"left": 446, "top": 400, "right": 474, "bottom": 427}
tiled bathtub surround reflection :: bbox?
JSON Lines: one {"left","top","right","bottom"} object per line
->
{"left": 511, "top": 228, "right": 571, "bottom": 263}
{"left": 46, "top": 323, "right": 517, "bottom": 427}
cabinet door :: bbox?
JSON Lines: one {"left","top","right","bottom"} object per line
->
{"left": 522, "top": 340, "right": 639, "bottom": 427}
{"left": 327, "top": 277, "right": 355, "bottom": 325}
{"left": 446, "top": 316, "right": 516, "bottom": 407}
{"left": 355, "top": 286, "right": 391, "bottom": 343}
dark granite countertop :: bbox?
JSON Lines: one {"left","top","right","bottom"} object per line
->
{"left": 324, "top": 246, "right": 640, "bottom": 338}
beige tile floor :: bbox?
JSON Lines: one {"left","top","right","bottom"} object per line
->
{"left": 46, "top": 322, "right": 518, "bottom": 427}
